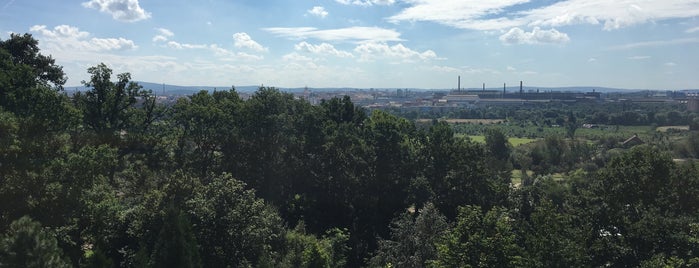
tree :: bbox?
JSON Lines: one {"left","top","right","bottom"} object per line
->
{"left": 484, "top": 127, "right": 511, "bottom": 161}
{"left": 519, "top": 200, "right": 588, "bottom": 267}
{"left": 484, "top": 127, "right": 512, "bottom": 174}
{"left": 172, "top": 89, "right": 241, "bottom": 177}
{"left": 0, "top": 216, "right": 71, "bottom": 268}
{"left": 578, "top": 146, "right": 699, "bottom": 266}
{"left": 434, "top": 206, "right": 525, "bottom": 268}
{"left": 0, "top": 33, "right": 66, "bottom": 88}
{"left": 356, "top": 110, "right": 417, "bottom": 257}
{"left": 369, "top": 202, "right": 447, "bottom": 267}
{"left": 150, "top": 206, "right": 201, "bottom": 268}
{"left": 280, "top": 223, "right": 348, "bottom": 268}
{"left": 74, "top": 63, "right": 151, "bottom": 141}
{"left": 187, "top": 174, "right": 286, "bottom": 267}
{"left": 565, "top": 111, "right": 578, "bottom": 139}
{"left": 0, "top": 34, "right": 78, "bottom": 158}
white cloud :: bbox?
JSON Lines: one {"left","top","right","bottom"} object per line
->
{"left": 336, "top": 0, "right": 395, "bottom": 6}
{"left": 427, "top": 65, "right": 501, "bottom": 75}
{"left": 294, "top": 42, "right": 353, "bottom": 58}
{"left": 209, "top": 44, "right": 264, "bottom": 61}
{"left": 522, "top": 0, "right": 699, "bottom": 31}
{"left": 499, "top": 27, "right": 570, "bottom": 45}
{"left": 166, "top": 41, "right": 207, "bottom": 50}
{"left": 388, "top": 0, "right": 699, "bottom": 31}
{"left": 665, "top": 62, "right": 677, "bottom": 67}
{"left": 82, "top": 0, "right": 151, "bottom": 22}
{"left": 264, "top": 26, "right": 403, "bottom": 42}
{"left": 232, "top": 32, "right": 267, "bottom": 52}
{"left": 148, "top": 29, "right": 264, "bottom": 61}
{"left": 152, "top": 28, "right": 173, "bottom": 42}
{"left": 387, "top": 0, "right": 528, "bottom": 30}
{"left": 608, "top": 37, "right": 699, "bottom": 50}
{"left": 90, "top": 38, "right": 137, "bottom": 51}
{"left": 152, "top": 35, "right": 167, "bottom": 42}
{"left": 429, "top": 65, "right": 461, "bottom": 73}
{"left": 507, "top": 66, "right": 516, "bottom": 71}
{"left": 307, "top": 6, "right": 328, "bottom": 18}
{"left": 627, "top": 55, "right": 650, "bottom": 60}
{"left": 283, "top": 52, "right": 314, "bottom": 62}
{"left": 354, "top": 42, "right": 437, "bottom": 62}
{"left": 588, "top": 58, "right": 597, "bottom": 62}
{"left": 164, "top": 40, "right": 263, "bottom": 61}
{"left": 686, "top": 26, "right": 699, "bottom": 33}
{"left": 30, "top": 24, "right": 137, "bottom": 51}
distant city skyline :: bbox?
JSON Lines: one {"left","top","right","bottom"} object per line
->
{"left": 2, "top": 0, "right": 699, "bottom": 90}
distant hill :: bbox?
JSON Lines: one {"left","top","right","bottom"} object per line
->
{"left": 65, "top": 82, "right": 262, "bottom": 95}
{"left": 63, "top": 82, "right": 697, "bottom": 95}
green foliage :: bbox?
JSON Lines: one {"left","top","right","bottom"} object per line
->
{"left": 280, "top": 223, "right": 341, "bottom": 268}
{"left": 519, "top": 200, "right": 588, "bottom": 267}
{"left": 150, "top": 206, "right": 201, "bottom": 268}
{"left": 172, "top": 89, "right": 240, "bottom": 176}
{"left": 484, "top": 127, "right": 511, "bottom": 161}
{"left": 0, "top": 33, "right": 66, "bottom": 88}
{"left": 0, "top": 216, "right": 71, "bottom": 268}
{"left": 434, "top": 205, "right": 525, "bottom": 268}
{"left": 73, "top": 63, "right": 151, "bottom": 142}
{"left": 188, "top": 174, "right": 286, "bottom": 267}
{"left": 576, "top": 146, "right": 699, "bottom": 266}
{"left": 369, "top": 202, "right": 447, "bottom": 268}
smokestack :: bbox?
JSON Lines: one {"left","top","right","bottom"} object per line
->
{"left": 483, "top": 83, "right": 485, "bottom": 91}
{"left": 458, "top": 76, "right": 461, "bottom": 92}
{"left": 503, "top": 83, "right": 506, "bottom": 94}
{"left": 520, "top": 81, "right": 523, "bottom": 94}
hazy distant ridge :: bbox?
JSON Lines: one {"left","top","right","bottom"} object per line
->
{"left": 64, "top": 82, "right": 698, "bottom": 94}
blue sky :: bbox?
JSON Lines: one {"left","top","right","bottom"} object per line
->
{"left": 2, "top": 0, "right": 699, "bottom": 89}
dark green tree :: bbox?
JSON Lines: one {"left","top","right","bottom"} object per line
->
{"left": 172, "top": 89, "right": 241, "bottom": 176}
{"left": 578, "top": 146, "right": 699, "bottom": 266}
{"left": 280, "top": 223, "right": 349, "bottom": 268}
{"left": 434, "top": 206, "right": 525, "bottom": 268}
{"left": 73, "top": 63, "right": 151, "bottom": 143}
{"left": 369, "top": 202, "right": 447, "bottom": 267}
{"left": 484, "top": 127, "right": 513, "bottom": 175}
{"left": 150, "top": 206, "right": 201, "bottom": 268}
{"left": 0, "top": 216, "right": 71, "bottom": 268}
{"left": 187, "top": 174, "right": 286, "bottom": 267}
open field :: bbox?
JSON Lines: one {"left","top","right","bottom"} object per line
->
{"left": 656, "top": 125, "right": 690, "bottom": 132}
{"left": 416, "top": 118, "right": 504, "bottom": 124}
{"left": 463, "top": 135, "right": 537, "bottom": 146}
{"left": 575, "top": 125, "right": 655, "bottom": 140}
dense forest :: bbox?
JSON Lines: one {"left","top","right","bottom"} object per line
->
{"left": 2, "top": 34, "right": 699, "bottom": 267}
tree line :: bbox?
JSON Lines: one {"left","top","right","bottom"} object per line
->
{"left": 2, "top": 33, "right": 699, "bottom": 267}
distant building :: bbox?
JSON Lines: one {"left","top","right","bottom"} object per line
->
{"left": 688, "top": 99, "right": 699, "bottom": 112}
{"left": 622, "top": 134, "right": 643, "bottom": 148}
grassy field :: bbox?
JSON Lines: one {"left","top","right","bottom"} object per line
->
{"left": 464, "top": 135, "right": 537, "bottom": 146}
{"left": 656, "top": 125, "right": 689, "bottom": 132}
{"left": 575, "top": 125, "right": 654, "bottom": 140}
{"left": 416, "top": 118, "right": 504, "bottom": 124}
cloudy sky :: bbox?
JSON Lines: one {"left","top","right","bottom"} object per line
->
{"left": 2, "top": 0, "right": 699, "bottom": 89}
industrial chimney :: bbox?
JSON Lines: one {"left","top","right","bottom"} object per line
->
{"left": 520, "top": 81, "right": 523, "bottom": 94}
{"left": 458, "top": 76, "right": 461, "bottom": 92}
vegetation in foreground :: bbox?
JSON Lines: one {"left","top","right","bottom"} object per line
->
{"left": 2, "top": 33, "right": 699, "bottom": 267}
